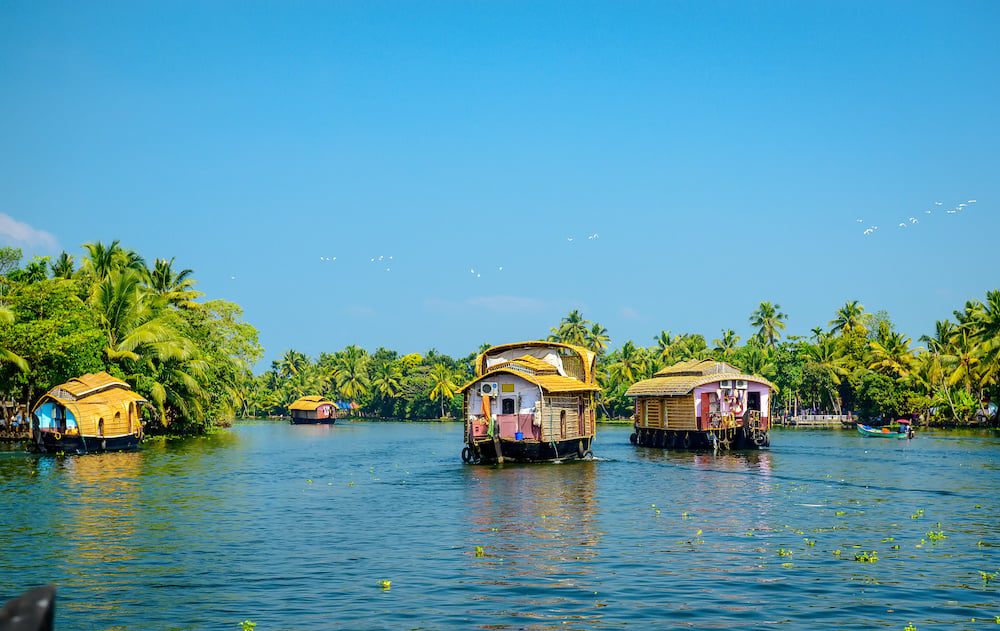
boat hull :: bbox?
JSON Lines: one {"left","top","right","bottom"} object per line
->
{"left": 463, "top": 436, "right": 594, "bottom": 464}
{"left": 856, "top": 424, "right": 911, "bottom": 439}
{"left": 32, "top": 430, "right": 141, "bottom": 454}
{"left": 630, "top": 426, "right": 769, "bottom": 450}
{"left": 289, "top": 418, "right": 337, "bottom": 425}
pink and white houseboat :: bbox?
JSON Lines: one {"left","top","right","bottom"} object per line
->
{"left": 626, "top": 359, "right": 776, "bottom": 450}
{"left": 459, "top": 341, "right": 600, "bottom": 464}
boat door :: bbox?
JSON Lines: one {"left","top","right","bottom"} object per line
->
{"left": 747, "top": 391, "right": 761, "bottom": 414}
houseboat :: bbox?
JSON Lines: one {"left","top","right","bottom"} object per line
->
{"left": 30, "top": 372, "right": 147, "bottom": 454}
{"left": 289, "top": 395, "right": 338, "bottom": 424}
{"left": 626, "top": 359, "right": 776, "bottom": 450}
{"left": 459, "top": 341, "right": 600, "bottom": 464}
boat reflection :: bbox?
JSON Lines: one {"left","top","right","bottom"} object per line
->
{"left": 461, "top": 462, "right": 606, "bottom": 628}
{"left": 50, "top": 452, "right": 145, "bottom": 617}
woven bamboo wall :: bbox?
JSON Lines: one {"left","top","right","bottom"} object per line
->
{"left": 541, "top": 396, "right": 583, "bottom": 441}
{"left": 637, "top": 398, "right": 664, "bottom": 429}
{"left": 665, "top": 394, "right": 697, "bottom": 430}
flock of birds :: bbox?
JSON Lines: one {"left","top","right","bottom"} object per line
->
{"left": 310, "top": 231, "right": 601, "bottom": 277}
{"left": 858, "top": 199, "right": 977, "bottom": 235}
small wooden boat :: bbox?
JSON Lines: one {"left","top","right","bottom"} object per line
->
{"left": 459, "top": 341, "right": 600, "bottom": 464}
{"left": 626, "top": 360, "right": 776, "bottom": 450}
{"left": 30, "top": 372, "right": 147, "bottom": 454}
{"left": 856, "top": 419, "right": 914, "bottom": 439}
{"left": 289, "top": 395, "right": 338, "bottom": 424}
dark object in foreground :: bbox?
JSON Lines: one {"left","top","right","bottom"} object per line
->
{"left": 0, "top": 584, "right": 55, "bottom": 631}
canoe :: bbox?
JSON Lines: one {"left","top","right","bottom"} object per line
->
{"left": 856, "top": 423, "right": 912, "bottom": 439}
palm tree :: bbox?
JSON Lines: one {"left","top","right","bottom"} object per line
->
{"left": 332, "top": 346, "right": 370, "bottom": 401}
{"left": 91, "top": 269, "right": 185, "bottom": 363}
{"left": 749, "top": 301, "right": 787, "bottom": 348}
{"left": 428, "top": 363, "right": 458, "bottom": 419}
{"left": 80, "top": 240, "right": 125, "bottom": 282}
{"left": 586, "top": 323, "right": 610, "bottom": 356}
{"left": 608, "top": 341, "right": 648, "bottom": 385}
{"left": 868, "top": 331, "right": 921, "bottom": 379}
{"left": 673, "top": 333, "right": 709, "bottom": 361}
{"left": 371, "top": 361, "right": 403, "bottom": 399}
{"left": 148, "top": 257, "right": 203, "bottom": 309}
{"left": 652, "top": 331, "right": 678, "bottom": 368}
{"left": 549, "top": 310, "right": 590, "bottom": 346}
{"left": 49, "top": 252, "right": 76, "bottom": 279}
{"left": 278, "top": 350, "right": 310, "bottom": 378}
{"left": 0, "top": 306, "right": 28, "bottom": 372}
{"left": 809, "top": 326, "right": 826, "bottom": 343}
{"left": 801, "top": 337, "right": 848, "bottom": 413}
{"left": 829, "top": 300, "right": 870, "bottom": 336}
{"left": 712, "top": 329, "right": 741, "bottom": 360}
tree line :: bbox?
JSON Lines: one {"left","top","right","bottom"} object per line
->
{"left": 0, "top": 243, "right": 262, "bottom": 433}
{"left": 253, "top": 297, "right": 999, "bottom": 427}
{"left": 3, "top": 243, "right": 996, "bottom": 428}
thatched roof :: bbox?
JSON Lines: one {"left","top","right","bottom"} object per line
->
{"left": 476, "top": 341, "right": 596, "bottom": 383}
{"left": 490, "top": 355, "right": 560, "bottom": 376}
{"left": 289, "top": 395, "right": 336, "bottom": 412}
{"left": 55, "top": 389, "right": 147, "bottom": 426}
{"left": 460, "top": 369, "right": 601, "bottom": 395}
{"left": 58, "top": 372, "right": 131, "bottom": 400}
{"left": 626, "top": 360, "right": 777, "bottom": 397}
{"left": 33, "top": 372, "right": 147, "bottom": 435}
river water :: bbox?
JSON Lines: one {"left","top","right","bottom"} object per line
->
{"left": 1, "top": 422, "right": 998, "bottom": 630}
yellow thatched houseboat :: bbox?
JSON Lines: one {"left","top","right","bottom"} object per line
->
{"left": 626, "top": 360, "right": 776, "bottom": 450}
{"left": 288, "top": 395, "right": 338, "bottom": 424}
{"left": 459, "top": 341, "right": 600, "bottom": 464}
{"left": 31, "top": 372, "right": 147, "bottom": 454}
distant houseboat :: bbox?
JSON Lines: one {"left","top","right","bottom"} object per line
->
{"left": 626, "top": 360, "right": 776, "bottom": 450}
{"left": 459, "top": 341, "right": 600, "bottom": 464}
{"left": 31, "top": 372, "right": 147, "bottom": 454}
{"left": 289, "top": 396, "right": 338, "bottom": 424}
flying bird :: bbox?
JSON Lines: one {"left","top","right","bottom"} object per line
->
{"left": 910, "top": 218, "right": 918, "bottom": 224}
{"left": 934, "top": 202, "right": 943, "bottom": 205}
{"left": 968, "top": 199, "right": 977, "bottom": 203}
{"left": 947, "top": 210, "right": 957, "bottom": 214}
{"left": 588, "top": 233, "right": 599, "bottom": 239}
{"left": 898, "top": 223, "right": 906, "bottom": 227}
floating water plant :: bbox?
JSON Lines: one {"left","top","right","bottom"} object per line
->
{"left": 978, "top": 570, "right": 998, "bottom": 585}
{"left": 926, "top": 531, "right": 947, "bottom": 541}
{"left": 835, "top": 511, "right": 846, "bottom": 516}
{"left": 378, "top": 579, "right": 391, "bottom": 589}
{"left": 805, "top": 539, "right": 816, "bottom": 547}
{"left": 904, "top": 624, "right": 916, "bottom": 631}
{"left": 777, "top": 549, "right": 792, "bottom": 557}
{"left": 475, "top": 546, "right": 486, "bottom": 557}
{"left": 854, "top": 551, "right": 878, "bottom": 563}
{"left": 240, "top": 621, "right": 257, "bottom": 631}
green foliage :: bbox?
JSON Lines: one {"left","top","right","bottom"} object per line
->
{"left": 0, "top": 243, "right": 260, "bottom": 434}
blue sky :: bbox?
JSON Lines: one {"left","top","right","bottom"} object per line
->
{"left": 2, "top": 1, "right": 998, "bottom": 371}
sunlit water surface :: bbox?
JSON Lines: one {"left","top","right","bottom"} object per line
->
{"left": 1, "top": 423, "right": 998, "bottom": 630}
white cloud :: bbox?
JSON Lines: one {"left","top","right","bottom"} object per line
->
{"left": 0, "top": 213, "right": 59, "bottom": 251}
{"left": 619, "top": 306, "right": 641, "bottom": 321}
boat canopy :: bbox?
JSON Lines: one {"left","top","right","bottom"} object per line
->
{"left": 626, "top": 359, "right": 777, "bottom": 397}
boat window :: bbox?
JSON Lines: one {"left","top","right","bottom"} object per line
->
{"left": 560, "top": 409, "right": 567, "bottom": 438}
{"left": 502, "top": 398, "right": 515, "bottom": 415}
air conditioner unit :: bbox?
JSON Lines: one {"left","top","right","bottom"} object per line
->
{"left": 719, "top": 380, "right": 732, "bottom": 389}
{"left": 479, "top": 382, "right": 499, "bottom": 396}
{"left": 735, "top": 380, "right": 748, "bottom": 389}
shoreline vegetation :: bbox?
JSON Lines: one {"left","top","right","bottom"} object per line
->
{"left": 1, "top": 241, "right": 999, "bottom": 438}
